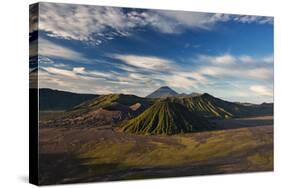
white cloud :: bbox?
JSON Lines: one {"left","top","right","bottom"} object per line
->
{"left": 239, "top": 54, "right": 273, "bottom": 64}
{"left": 154, "top": 11, "right": 214, "bottom": 31}
{"left": 214, "top": 55, "right": 236, "bottom": 64}
{"left": 233, "top": 15, "right": 273, "bottom": 24}
{"left": 200, "top": 66, "right": 272, "bottom": 81}
{"left": 150, "top": 12, "right": 272, "bottom": 32}
{"left": 39, "top": 3, "right": 130, "bottom": 42}
{"left": 246, "top": 68, "right": 273, "bottom": 80}
{"left": 36, "top": 3, "right": 273, "bottom": 43}
{"left": 38, "top": 68, "right": 112, "bottom": 94}
{"left": 239, "top": 55, "right": 255, "bottom": 63}
{"left": 43, "top": 67, "right": 78, "bottom": 78}
{"left": 38, "top": 38, "right": 87, "bottom": 61}
{"left": 73, "top": 67, "right": 86, "bottom": 74}
{"left": 38, "top": 65, "right": 160, "bottom": 95}
{"left": 250, "top": 85, "right": 273, "bottom": 97}
{"left": 195, "top": 53, "right": 273, "bottom": 81}
{"left": 37, "top": 50, "right": 273, "bottom": 102}
{"left": 198, "top": 54, "right": 236, "bottom": 65}
{"left": 161, "top": 74, "right": 197, "bottom": 88}
{"left": 112, "top": 54, "right": 173, "bottom": 70}
{"left": 262, "top": 55, "right": 274, "bottom": 64}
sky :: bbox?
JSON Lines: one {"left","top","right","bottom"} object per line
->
{"left": 29, "top": 3, "right": 274, "bottom": 103}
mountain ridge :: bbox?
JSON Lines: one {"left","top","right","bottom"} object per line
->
{"left": 41, "top": 93, "right": 152, "bottom": 128}
{"left": 39, "top": 88, "right": 273, "bottom": 133}
{"left": 39, "top": 88, "right": 98, "bottom": 111}
{"left": 118, "top": 100, "right": 214, "bottom": 135}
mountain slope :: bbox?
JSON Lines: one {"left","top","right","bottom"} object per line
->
{"left": 167, "top": 93, "right": 273, "bottom": 119}
{"left": 39, "top": 88, "right": 98, "bottom": 111}
{"left": 42, "top": 94, "right": 152, "bottom": 128}
{"left": 118, "top": 99, "right": 214, "bottom": 135}
{"left": 146, "top": 86, "right": 178, "bottom": 98}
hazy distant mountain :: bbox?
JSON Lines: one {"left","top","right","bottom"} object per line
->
{"left": 39, "top": 88, "right": 98, "bottom": 111}
{"left": 177, "top": 92, "right": 202, "bottom": 97}
{"left": 118, "top": 99, "right": 214, "bottom": 135}
{"left": 146, "top": 87, "right": 202, "bottom": 98}
{"left": 146, "top": 86, "right": 178, "bottom": 98}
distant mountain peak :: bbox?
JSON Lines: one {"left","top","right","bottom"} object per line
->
{"left": 146, "top": 86, "right": 178, "bottom": 98}
{"left": 159, "top": 86, "right": 172, "bottom": 89}
{"left": 201, "top": 93, "right": 213, "bottom": 98}
{"left": 190, "top": 92, "right": 202, "bottom": 96}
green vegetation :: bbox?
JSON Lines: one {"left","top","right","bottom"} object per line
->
{"left": 79, "top": 126, "right": 273, "bottom": 172}
{"left": 118, "top": 99, "right": 214, "bottom": 135}
{"left": 247, "top": 153, "right": 273, "bottom": 170}
{"left": 38, "top": 87, "right": 273, "bottom": 184}
{"left": 38, "top": 124, "right": 273, "bottom": 184}
{"left": 40, "top": 88, "right": 273, "bottom": 132}
{"left": 165, "top": 93, "right": 273, "bottom": 119}
{"left": 69, "top": 93, "right": 151, "bottom": 114}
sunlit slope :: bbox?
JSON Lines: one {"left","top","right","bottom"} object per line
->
{"left": 118, "top": 100, "right": 213, "bottom": 135}
{"left": 169, "top": 93, "right": 273, "bottom": 119}
{"left": 68, "top": 94, "right": 150, "bottom": 114}
{"left": 41, "top": 94, "right": 152, "bottom": 127}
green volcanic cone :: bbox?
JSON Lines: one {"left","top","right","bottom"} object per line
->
{"left": 118, "top": 99, "right": 214, "bottom": 135}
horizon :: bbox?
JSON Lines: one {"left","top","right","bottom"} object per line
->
{"left": 39, "top": 86, "right": 273, "bottom": 105}
{"left": 30, "top": 3, "right": 273, "bottom": 104}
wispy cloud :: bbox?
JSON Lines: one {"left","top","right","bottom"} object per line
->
{"left": 112, "top": 54, "right": 173, "bottom": 71}
{"left": 233, "top": 15, "right": 273, "bottom": 24}
{"left": 194, "top": 53, "right": 273, "bottom": 81}
{"left": 38, "top": 38, "right": 87, "bottom": 61}
{"left": 250, "top": 85, "right": 273, "bottom": 97}
{"left": 160, "top": 74, "right": 197, "bottom": 88}
{"left": 38, "top": 51, "right": 273, "bottom": 100}
{"left": 201, "top": 66, "right": 272, "bottom": 80}
{"left": 39, "top": 65, "right": 158, "bottom": 95}
{"left": 43, "top": 67, "right": 79, "bottom": 78}
{"left": 36, "top": 3, "right": 273, "bottom": 44}
{"left": 198, "top": 54, "right": 236, "bottom": 65}
{"left": 239, "top": 54, "right": 273, "bottom": 64}
{"left": 239, "top": 55, "right": 255, "bottom": 63}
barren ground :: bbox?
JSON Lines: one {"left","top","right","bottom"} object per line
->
{"left": 38, "top": 115, "right": 273, "bottom": 185}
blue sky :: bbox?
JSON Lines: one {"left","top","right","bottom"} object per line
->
{"left": 30, "top": 3, "right": 274, "bottom": 103}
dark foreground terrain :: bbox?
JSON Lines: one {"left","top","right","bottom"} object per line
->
{"left": 38, "top": 115, "right": 273, "bottom": 185}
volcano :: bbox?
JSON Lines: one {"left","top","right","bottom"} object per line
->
{"left": 146, "top": 86, "right": 178, "bottom": 98}
{"left": 118, "top": 99, "right": 214, "bottom": 135}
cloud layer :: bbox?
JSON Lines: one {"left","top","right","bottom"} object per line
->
{"left": 38, "top": 49, "right": 273, "bottom": 102}
{"left": 38, "top": 38, "right": 86, "bottom": 61}
{"left": 37, "top": 3, "right": 273, "bottom": 45}
{"left": 32, "top": 3, "right": 273, "bottom": 103}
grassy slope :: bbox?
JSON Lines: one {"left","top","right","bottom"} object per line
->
{"left": 69, "top": 94, "right": 151, "bottom": 114}
{"left": 79, "top": 126, "right": 273, "bottom": 180}
{"left": 118, "top": 100, "right": 214, "bottom": 135}
{"left": 168, "top": 94, "right": 273, "bottom": 119}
